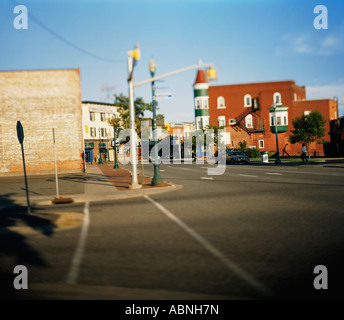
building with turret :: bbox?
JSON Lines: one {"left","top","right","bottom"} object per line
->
{"left": 211, "top": 80, "right": 337, "bottom": 155}
{"left": 193, "top": 70, "right": 339, "bottom": 156}
{"left": 193, "top": 69, "right": 210, "bottom": 130}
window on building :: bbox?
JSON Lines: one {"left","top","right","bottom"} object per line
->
{"left": 277, "top": 116, "right": 281, "bottom": 125}
{"left": 100, "top": 113, "right": 106, "bottom": 121}
{"left": 259, "top": 140, "right": 264, "bottom": 149}
{"left": 273, "top": 92, "right": 282, "bottom": 105}
{"left": 90, "top": 112, "right": 95, "bottom": 121}
{"left": 245, "top": 114, "right": 253, "bottom": 128}
{"left": 304, "top": 110, "right": 311, "bottom": 116}
{"left": 101, "top": 128, "right": 107, "bottom": 137}
{"left": 90, "top": 127, "right": 96, "bottom": 137}
{"left": 195, "top": 98, "right": 201, "bottom": 109}
{"left": 244, "top": 94, "right": 252, "bottom": 107}
{"left": 217, "top": 96, "right": 226, "bottom": 109}
{"left": 202, "top": 98, "right": 208, "bottom": 109}
{"left": 218, "top": 116, "right": 226, "bottom": 128}
{"left": 283, "top": 116, "right": 287, "bottom": 125}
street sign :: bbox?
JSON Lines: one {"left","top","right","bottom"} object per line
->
{"left": 16, "top": 121, "right": 31, "bottom": 214}
{"left": 16, "top": 121, "right": 24, "bottom": 144}
{"left": 155, "top": 93, "right": 172, "bottom": 100}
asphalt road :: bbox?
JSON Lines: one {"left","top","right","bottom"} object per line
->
{"left": 1, "top": 162, "right": 344, "bottom": 300}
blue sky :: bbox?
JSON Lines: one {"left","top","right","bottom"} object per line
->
{"left": 1, "top": 0, "right": 344, "bottom": 122}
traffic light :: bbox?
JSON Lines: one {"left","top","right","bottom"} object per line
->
{"left": 206, "top": 67, "right": 217, "bottom": 81}
{"left": 128, "top": 44, "right": 141, "bottom": 61}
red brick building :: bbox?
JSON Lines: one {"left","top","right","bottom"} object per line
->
{"left": 207, "top": 79, "right": 338, "bottom": 156}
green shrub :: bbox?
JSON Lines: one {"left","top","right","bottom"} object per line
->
{"left": 243, "top": 148, "right": 261, "bottom": 158}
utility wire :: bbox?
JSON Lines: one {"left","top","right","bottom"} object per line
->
{"left": 8, "top": 0, "right": 125, "bottom": 63}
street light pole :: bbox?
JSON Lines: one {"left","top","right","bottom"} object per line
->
{"left": 113, "top": 125, "right": 119, "bottom": 169}
{"left": 273, "top": 104, "right": 281, "bottom": 164}
{"left": 128, "top": 55, "right": 141, "bottom": 189}
{"left": 98, "top": 128, "right": 103, "bottom": 164}
{"left": 149, "top": 58, "right": 163, "bottom": 186}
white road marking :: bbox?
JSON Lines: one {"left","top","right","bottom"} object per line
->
{"left": 238, "top": 166, "right": 344, "bottom": 177}
{"left": 66, "top": 201, "right": 90, "bottom": 285}
{"left": 144, "top": 195, "right": 275, "bottom": 299}
{"left": 266, "top": 173, "right": 282, "bottom": 176}
{"left": 201, "top": 177, "right": 214, "bottom": 180}
{"left": 239, "top": 174, "right": 258, "bottom": 178}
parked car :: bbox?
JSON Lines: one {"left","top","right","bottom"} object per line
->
{"left": 226, "top": 150, "right": 250, "bottom": 164}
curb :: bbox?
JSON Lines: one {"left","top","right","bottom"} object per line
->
{"left": 7, "top": 182, "right": 183, "bottom": 207}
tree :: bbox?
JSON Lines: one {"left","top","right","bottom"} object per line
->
{"left": 108, "top": 93, "right": 154, "bottom": 137}
{"left": 289, "top": 110, "right": 326, "bottom": 160}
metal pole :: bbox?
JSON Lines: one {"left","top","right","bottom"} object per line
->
{"left": 134, "top": 62, "right": 214, "bottom": 88}
{"left": 113, "top": 125, "right": 119, "bottom": 169}
{"left": 20, "top": 143, "right": 31, "bottom": 214}
{"left": 128, "top": 57, "right": 141, "bottom": 189}
{"left": 274, "top": 106, "right": 281, "bottom": 164}
{"left": 151, "top": 77, "right": 163, "bottom": 186}
{"left": 98, "top": 128, "right": 103, "bottom": 164}
{"left": 53, "top": 128, "right": 60, "bottom": 198}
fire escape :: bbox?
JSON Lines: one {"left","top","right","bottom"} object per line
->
{"left": 232, "top": 99, "right": 265, "bottom": 135}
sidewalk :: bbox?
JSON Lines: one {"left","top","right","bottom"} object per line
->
{"left": 0, "top": 164, "right": 182, "bottom": 208}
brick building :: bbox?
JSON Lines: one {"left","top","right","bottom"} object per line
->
{"left": 193, "top": 70, "right": 338, "bottom": 156}
{"left": 0, "top": 69, "right": 84, "bottom": 176}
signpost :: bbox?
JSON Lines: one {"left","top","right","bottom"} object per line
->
{"left": 16, "top": 121, "right": 31, "bottom": 214}
{"left": 52, "top": 128, "right": 60, "bottom": 199}
{"left": 155, "top": 93, "right": 172, "bottom": 100}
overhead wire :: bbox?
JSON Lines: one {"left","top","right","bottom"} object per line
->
{"left": 8, "top": 0, "right": 125, "bottom": 64}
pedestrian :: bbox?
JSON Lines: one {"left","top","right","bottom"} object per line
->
{"left": 301, "top": 144, "right": 308, "bottom": 163}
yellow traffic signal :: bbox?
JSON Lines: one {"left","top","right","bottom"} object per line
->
{"left": 207, "top": 67, "right": 217, "bottom": 81}
{"left": 128, "top": 47, "right": 141, "bottom": 61}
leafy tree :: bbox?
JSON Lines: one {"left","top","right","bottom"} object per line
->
{"left": 289, "top": 110, "right": 326, "bottom": 160}
{"left": 108, "top": 94, "right": 154, "bottom": 137}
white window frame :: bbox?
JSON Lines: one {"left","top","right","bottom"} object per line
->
{"left": 90, "top": 127, "right": 96, "bottom": 137}
{"left": 217, "top": 96, "right": 226, "bottom": 109}
{"left": 273, "top": 92, "right": 282, "bottom": 105}
{"left": 101, "top": 128, "right": 107, "bottom": 137}
{"left": 195, "top": 98, "right": 201, "bottom": 109}
{"left": 202, "top": 98, "right": 209, "bottom": 109}
{"left": 259, "top": 140, "right": 264, "bottom": 149}
{"left": 90, "top": 112, "right": 95, "bottom": 121}
{"left": 244, "top": 94, "right": 252, "bottom": 107}
{"left": 245, "top": 114, "right": 253, "bottom": 128}
{"left": 218, "top": 116, "right": 226, "bottom": 128}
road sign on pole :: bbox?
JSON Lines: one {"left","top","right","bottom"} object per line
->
{"left": 155, "top": 93, "right": 172, "bottom": 100}
{"left": 16, "top": 121, "right": 31, "bottom": 214}
{"left": 16, "top": 121, "right": 24, "bottom": 144}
